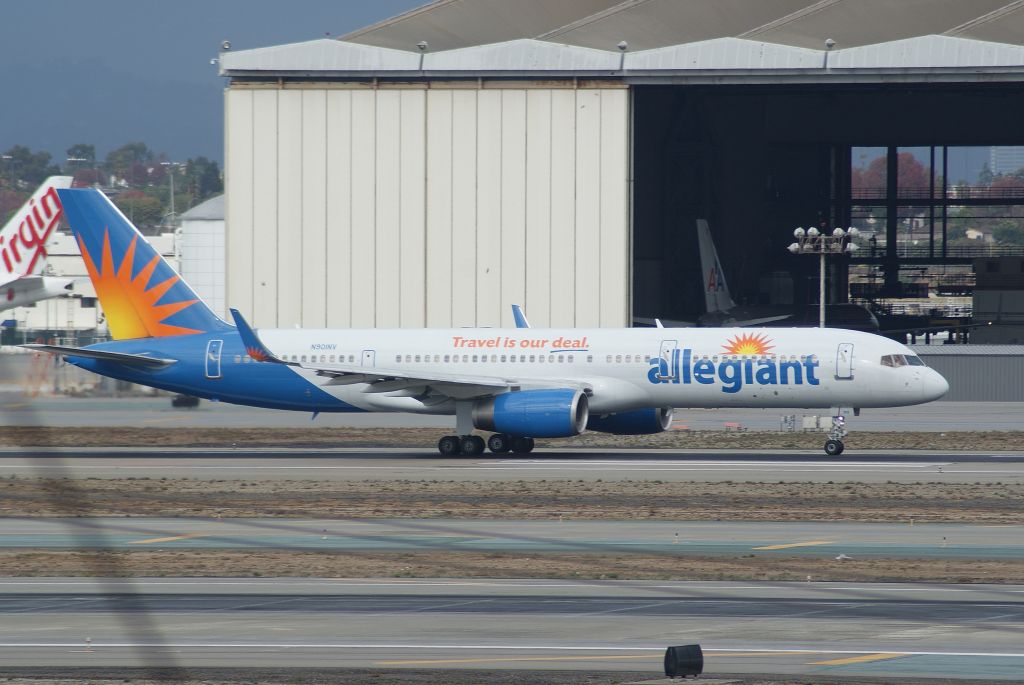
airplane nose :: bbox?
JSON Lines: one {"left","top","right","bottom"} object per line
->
{"left": 922, "top": 369, "right": 949, "bottom": 401}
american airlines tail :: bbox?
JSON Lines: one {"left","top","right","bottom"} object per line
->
{"left": 0, "top": 176, "right": 73, "bottom": 286}
{"left": 696, "top": 219, "right": 736, "bottom": 314}
{"left": 57, "top": 188, "right": 229, "bottom": 339}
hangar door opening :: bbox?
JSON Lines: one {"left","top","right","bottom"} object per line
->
{"left": 631, "top": 85, "right": 1024, "bottom": 329}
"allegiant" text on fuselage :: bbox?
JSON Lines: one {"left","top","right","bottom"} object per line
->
{"left": 648, "top": 348, "right": 820, "bottom": 393}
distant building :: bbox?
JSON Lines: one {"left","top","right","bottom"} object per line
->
{"left": 219, "top": 1, "right": 1024, "bottom": 329}
{"left": 179, "top": 195, "right": 225, "bottom": 319}
{"left": 989, "top": 146, "right": 1024, "bottom": 177}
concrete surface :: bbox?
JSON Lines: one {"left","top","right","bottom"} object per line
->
{"left": 3, "top": 447, "right": 1024, "bottom": 483}
{"left": 2, "top": 394, "right": 1023, "bottom": 432}
{"left": 0, "top": 578, "right": 1021, "bottom": 679}
{"left": 0, "top": 517, "right": 1021, "bottom": 559}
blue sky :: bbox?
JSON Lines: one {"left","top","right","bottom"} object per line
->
{"left": 0, "top": 0, "right": 423, "bottom": 165}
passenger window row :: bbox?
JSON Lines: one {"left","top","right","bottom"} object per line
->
{"left": 393, "top": 353, "right": 583, "bottom": 364}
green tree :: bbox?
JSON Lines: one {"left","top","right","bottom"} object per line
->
{"left": 1, "top": 145, "right": 60, "bottom": 185}
{"left": 113, "top": 190, "right": 163, "bottom": 230}
{"left": 992, "top": 221, "right": 1024, "bottom": 246}
{"left": 65, "top": 143, "right": 96, "bottom": 166}
{"left": 104, "top": 142, "right": 154, "bottom": 182}
{"left": 66, "top": 143, "right": 100, "bottom": 185}
{"left": 184, "top": 156, "right": 223, "bottom": 201}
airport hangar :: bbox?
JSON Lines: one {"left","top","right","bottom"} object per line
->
{"left": 218, "top": 0, "right": 1024, "bottom": 332}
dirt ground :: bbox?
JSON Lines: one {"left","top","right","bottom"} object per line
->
{"left": 3, "top": 476, "right": 1021, "bottom": 523}
{"left": 1, "top": 549, "right": 1021, "bottom": 584}
{"left": 3, "top": 426, "right": 1024, "bottom": 450}
{"left": 2, "top": 476, "right": 1022, "bottom": 583}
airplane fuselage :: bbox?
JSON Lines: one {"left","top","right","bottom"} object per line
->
{"left": 69, "top": 326, "right": 948, "bottom": 415}
{"left": 0, "top": 276, "right": 74, "bottom": 312}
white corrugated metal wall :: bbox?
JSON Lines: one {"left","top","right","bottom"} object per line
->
{"left": 225, "top": 83, "right": 629, "bottom": 329}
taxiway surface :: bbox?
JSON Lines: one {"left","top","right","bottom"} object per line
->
{"left": 3, "top": 447, "right": 1024, "bottom": 483}
{"left": 1, "top": 517, "right": 1020, "bottom": 560}
{"left": 1, "top": 578, "right": 1022, "bottom": 680}
{"left": 2, "top": 395, "right": 1023, "bottom": 431}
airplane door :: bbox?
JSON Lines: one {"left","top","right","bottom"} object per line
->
{"left": 361, "top": 349, "right": 375, "bottom": 367}
{"left": 657, "top": 340, "right": 678, "bottom": 382}
{"left": 836, "top": 343, "right": 854, "bottom": 380}
{"left": 205, "top": 339, "right": 223, "bottom": 379}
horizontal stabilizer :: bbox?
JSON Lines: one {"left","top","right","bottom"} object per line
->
{"left": 21, "top": 344, "right": 176, "bottom": 368}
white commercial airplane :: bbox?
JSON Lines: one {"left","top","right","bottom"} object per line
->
{"left": 0, "top": 176, "right": 75, "bottom": 310}
{"left": 26, "top": 189, "right": 948, "bottom": 456}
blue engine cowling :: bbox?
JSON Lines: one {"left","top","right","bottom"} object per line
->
{"left": 473, "top": 389, "right": 589, "bottom": 438}
{"left": 586, "top": 407, "right": 673, "bottom": 435}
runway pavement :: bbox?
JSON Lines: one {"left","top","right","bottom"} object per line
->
{"left": 3, "top": 447, "right": 1024, "bottom": 482}
{"left": 0, "top": 578, "right": 1021, "bottom": 679}
{"left": 2, "top": 394, "right": 1023, "bottom": 431}
{"left": 1, "top": 517, "right": 1021, "bottom": 560}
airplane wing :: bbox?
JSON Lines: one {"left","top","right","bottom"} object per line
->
{"left": 21, "top": 344, "right": 177, "bottom": 368}
{"left": 230, "top": 309, "right": 589, "bottom": 399}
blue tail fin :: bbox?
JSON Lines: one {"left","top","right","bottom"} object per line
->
{"left": 58, "top": 188, "right": 229, "bottom": 339}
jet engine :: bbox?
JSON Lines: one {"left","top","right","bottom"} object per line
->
{"left": 473, "top": 389, "right": 588, "bottom": 438}
{"left": 586, "top": 407, "right": 673, "bottom": 435}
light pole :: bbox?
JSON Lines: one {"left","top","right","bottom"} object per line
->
{"left": 160, "top": 161, "right": 182, "bottom": 227}
{"left": 1, "top": 154, "right": 12, "bottom": 188}
{"left": 788, "top": 226, "right": 860, "bottom": 328}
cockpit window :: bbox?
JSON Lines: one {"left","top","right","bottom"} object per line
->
{"left": 906, "top": 355, "right": 926, "bottom": 366}
{"left": 880, "top": 354, "right": 908, "bottom": 367}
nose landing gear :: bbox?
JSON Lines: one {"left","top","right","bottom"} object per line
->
{"left": 823, "top": 413, "right": 848, "bottom": 455}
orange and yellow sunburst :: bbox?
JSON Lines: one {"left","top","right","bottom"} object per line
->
{"left": 246, "top": 346, "right": 270, "bottom": 362}
{"left": 722, "top": 332, "right": 774, "bottom": 356}
{"left": 78, "top": 229, "right": 200, "bottom": 340}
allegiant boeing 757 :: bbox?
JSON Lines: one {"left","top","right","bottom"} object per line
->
{"left": 25, "top": 189, "right": 948, "bottom": 456}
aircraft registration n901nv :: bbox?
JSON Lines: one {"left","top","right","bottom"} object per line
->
{"left": 27, "top": 189, "right": 948, "bottom": 456}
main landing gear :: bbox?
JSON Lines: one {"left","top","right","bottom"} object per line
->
{"left": 436, "top": 434, "right": 534, "bottom": 456}
{"left": 823, "top": 412, "right": 848, "bottom": 456}
{"left": 439, "top": 400, "right": 535, "bottom": 456}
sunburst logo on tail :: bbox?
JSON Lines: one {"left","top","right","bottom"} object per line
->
{"left": 78, "top": 228, "right": 201, "bottom": 339}
{"left": 722, "top": 332, "right": 774, "bottom": 355}
{"left": 246, "top": 346, "right": 270, "bottom": 362}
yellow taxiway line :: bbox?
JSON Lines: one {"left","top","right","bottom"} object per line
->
{"left": 129, "top": 533, "right": 208, "bottom": 545}
{"left": 753, "top": 540, "right": 834, "bottom": 550}
{"left": 810, "top": 652, "right": 907, "bottom": 666}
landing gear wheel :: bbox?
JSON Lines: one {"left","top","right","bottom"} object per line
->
{"left": 438, "top": 435, "right": 462, "bottom": 456}
{"left": 461, "top": 435, "right": 486, "bottom": 456}
{"left": 824, "top": 439, "right": 844, "bottom": 456}
{"left": 487, "top": 433, "right": 511, "bottom": 454}
{"left": 510, "top": 436, "right": 535, "bottom": 454}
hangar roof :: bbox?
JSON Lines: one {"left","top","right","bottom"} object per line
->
{"left": 220, "top": 0, "right": 1024, "bottom": 82}
{"left": 180, "top": 195, "right": 224, "bottom": 222}
{"left": 343, "top": 0, "right": 1024, "bottom": 51}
